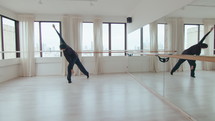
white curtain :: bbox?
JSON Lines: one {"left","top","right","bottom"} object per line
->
{"left": 93, "top": 18, "right": 103, "bottom": 74}
{"left": 202, "top": 19, "right": 215, "bottom": 70}
{"left": 63, "top": 15, "right": 83, "bottom": 75}
{"left": 149, "top": 21, "right": 158, "bottom": 72}
{"left": 166, "top": 17, "right": 184, "bottom": 71}
{"left": 18, "top": 15, "right": 35, "bottom": 77}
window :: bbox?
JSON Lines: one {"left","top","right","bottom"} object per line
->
{"left": 34, "top": 21, "right": 61, "bottom": 57}
{"left": 127, "top": 28, "right": 141, "bottom": 50}
{"left": 0, "top": 16, "right": 19, "bottom": 60}
{"left": 142, "top": 24, "right": 150, "bottom": 51}
{"left": 184, "top": 24, "right": 204, "bottom": 49}
{"left": 102, "top": 23, "right": 126, "bottom": 56}
{"left": 82, "top": 23, "right": 94, "bottom": 56}
{"left": 157, "top": 24, "right": 166, "bottom": 51}
{"left": 127, "top": 24, "right": 151, "bottom": 56}
{"left": 111, "top": 23, "right": 126, "bottom": 56}
{"left": 127, "top": 24, "right": 166, "bottom": 55}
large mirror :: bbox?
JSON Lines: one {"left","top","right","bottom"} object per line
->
{"left": 127, "top": 52, "right": 215, "bottom": 121}
{"left": 127, "top": 19, "right": 215, "bottom": 120}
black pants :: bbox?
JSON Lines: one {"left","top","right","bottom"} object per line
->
{"left": 171, "top": 59, "right": 196, "bottom": 77}
{"left": 67, "top": 58, "right": 89, "bottom": 81}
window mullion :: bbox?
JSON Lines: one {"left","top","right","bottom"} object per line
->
{"left": 15, "top": 21, "right": 20, "bottom": 58}
{"left": 109, "top": 23, "right": 111, "bottom": 56}
{"left": 1, "top": 17, "right": 4, "bottom": 59}
{"left": 124, "top": 23, "right": 127, "bottom": 56}
{"left": 140, "top": 27, "right": 143, "bottom": 50}
{"left": 39, "top": 22, "right": 43, "bottom": 57}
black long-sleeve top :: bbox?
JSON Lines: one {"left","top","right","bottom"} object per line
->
{"left": 63, "top": 46, "right": 78, "bottom": 63}
{"left": 53, "top": 27, "right": 78, "bottom": 62}
{"left": 182, "top": 30, "right": 212, "bottom": 56}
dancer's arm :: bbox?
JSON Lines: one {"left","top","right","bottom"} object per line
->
{"left": 52, "top": 24, "right": 67, "bottom": 45}
{"left": 199, "top": 27, "right": 214, "bottom": 44}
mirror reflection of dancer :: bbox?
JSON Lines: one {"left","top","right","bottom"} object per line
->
{"left": 53, "top": 24, "right": 89, "bottom": 83}
{"left": 170, "top": 27, "right": 214, "bottom": 78}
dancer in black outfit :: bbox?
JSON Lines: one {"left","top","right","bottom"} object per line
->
{"left": 53, "top": 24, "right": 89, "bottom": 83}
{"left": 170, "top": 27, "right": 214, "bottom": 78}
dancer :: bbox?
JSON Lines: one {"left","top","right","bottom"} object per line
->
{"left": 170, "top": 27, "right": 214, "bottom": 78}
{"left": 53, "top": 24, "right": 89, "bottom": 83}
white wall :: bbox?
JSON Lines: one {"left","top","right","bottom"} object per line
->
{"left": 34, "top": 14, "right": 126, "bottom": 23}
{"left": 128, "top": 56, "right": 150, "bottom": 72}
{"left": 127, "top": 0, "right": 195, "bottom": 33}
{"left": 35, "top": 56, "right": 131, "bottom": 76}
{"left": 0, "top": 59, "right": 20, "bottom": 83}
{"left": 99, "top": 56, "right": 128, "bottom": 73}
{"left": 0, "top": 5, "right": 17, "bottom": 19}
{"left": 0, "top": 56, "right": 211, "bottom": 82}
{"left": 35, "top": 57, "right": 64, "bottom": 76}
{"left": 35, "top": 56, "right": 169, "bottom": 76}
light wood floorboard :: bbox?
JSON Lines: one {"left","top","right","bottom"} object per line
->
{"left": 0, "top": 73, "right": 192, "bottom": 121}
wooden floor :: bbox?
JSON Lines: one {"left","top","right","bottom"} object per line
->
{"left": 0, "top": 71, "right": 214, "bottom": 121}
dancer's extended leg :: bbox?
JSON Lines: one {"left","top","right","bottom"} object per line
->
{"left": 171, "top": 59, "right": 186, "bottom": 75}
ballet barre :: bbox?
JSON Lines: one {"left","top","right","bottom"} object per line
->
{"left": 154, "top": 54, "right": 215, "bottom": 63}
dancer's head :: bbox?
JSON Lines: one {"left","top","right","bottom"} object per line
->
{"left": 200, "top": 43, "right": 208, "bottom": 49}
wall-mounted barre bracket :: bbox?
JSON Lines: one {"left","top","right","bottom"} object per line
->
{"left": 156, "top": 55, "right": 169, "bottom": 63}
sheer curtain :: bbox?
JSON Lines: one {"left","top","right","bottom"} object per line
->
{"left": 202, "top": 19, "right": 215, "bottom": 70}
{"left": 18, "top": 15, "right": 36, "bottom": 77}
{"left": 149, "top": 21, "right": 158, "bottom": 72}
{"left": 165, "top": 18, "right": 184, "bottom": 71}
{"left": 93, "top": 18, "right": 103, "bottom": 74}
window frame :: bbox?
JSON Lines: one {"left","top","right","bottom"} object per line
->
{"left": 184, "top": 24, "right": 202, "bottom": 43}
{"left": 127, "top": 24, "right": 150, "bottom": 56}
{"left": 0, "top": 15, "right": 19, "bottom": 60}
{"left": 103, "top": 22, "right": 127, "bottom": 56}
{"left": 214, "top": 25, "right": 215, "bottom": 55}
{"left": 184, "top": 24, "right": 211, "bottom": 56}
{"left": 34, "top": 21, "right": 62, "bottom": 57}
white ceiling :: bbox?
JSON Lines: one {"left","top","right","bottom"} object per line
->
{"left": 0, "top": 0, "right": 214, "bottom": 19}
{"left": 0, "top": 0, "right": 215, "bottom": 32}
{"left": 168, "top": 0, "right": 215, "bottom": 18}
{"left": 0, "top": 0, "right": 142, "bottom": 17}
{"left": 0, "top": 0, "right": 214, "bottom": 18}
